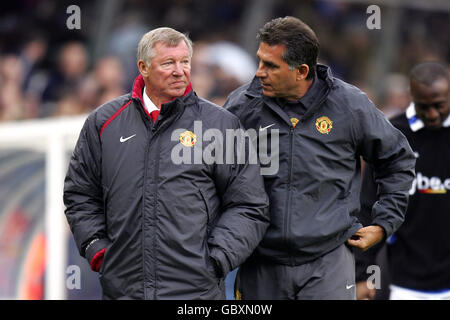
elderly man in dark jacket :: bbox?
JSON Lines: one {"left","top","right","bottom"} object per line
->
{"left": 63, "top": 27, "right": 269, "bottom": 300}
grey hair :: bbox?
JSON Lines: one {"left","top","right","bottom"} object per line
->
{"left": 137, "top": 27, "right": 193, "bottom": 65}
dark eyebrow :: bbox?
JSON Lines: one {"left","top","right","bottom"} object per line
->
{"left": 266, "top": 61, "right": 279, "bottom": 68}
{"left": 256, "top": 50, "right": 280, "bottom": 69}
{"left": 259, "top": 58, "right": 279, "bottom": 69}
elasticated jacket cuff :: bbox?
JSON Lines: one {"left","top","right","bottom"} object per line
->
{"left": 372, "top": 219, "right": 391, "bottom": 240}
{"left": 209, "top": 247, "right": 231, "bottom": 277}
{"left": 85, "top": 238, "right": 111, "bottom": 266}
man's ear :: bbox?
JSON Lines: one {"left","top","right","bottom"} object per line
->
{"left": 137, "top": 60, "right": 149, "bottom": 77}
{"left": 297, "top": 64, "right": 310, "bottom": 81}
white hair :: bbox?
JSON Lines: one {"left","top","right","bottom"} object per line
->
{"left": 137, "top": 27, "right": 193, "bottom": 65}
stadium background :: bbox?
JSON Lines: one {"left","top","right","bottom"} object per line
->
{"left": 0, "top": 0, "right": 448, "bottom": 299}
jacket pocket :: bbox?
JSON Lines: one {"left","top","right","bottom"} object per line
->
{"left": 195, "top": 184, "right": 212, "bottom": 230}
{"left": 199, "top": 188, "right": 218, "bottom": 280}
{"left": 102, "top": 184, "right": 110, "bottom": 219}
{"left": 204, "top": 246, "right": 218, "bottom": 278}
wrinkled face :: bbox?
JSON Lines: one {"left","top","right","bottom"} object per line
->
{"left": 142, "top": 41, "right": 191, "bottom": 102}
{"left": 255, "top": 42, "right": 299, "bottom": 101}
{"left": 411, "top": 78, "right": 449, "bottom": 129}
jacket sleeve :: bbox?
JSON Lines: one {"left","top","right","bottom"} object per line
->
{"left": 355, "top": 162, "right": 386, "bottom": 282}
{"left": 353, "top": 96, "right": 416, "bottom": 239}
{"left": 222, "top": 86, "right": 248, "bottom": 118}
{"left": 207, "top": 118, "right": 270, "bottom": 276}
{"left": 63, "top": 113, "right": 111, "bottom": 266}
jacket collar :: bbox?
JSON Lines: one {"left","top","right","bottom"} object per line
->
{"left": 244, "top": 64, "right": 333, "bottom": 125}
{"left": 406, "top": 102, "right": 450, "bottom": 132}
{"left": 131, "top": 74, "right": 194, "bottom": 117}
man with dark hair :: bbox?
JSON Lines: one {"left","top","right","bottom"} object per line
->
{"left": 64, "top": 27, "right": 270, "bottom": 299}
{"left": 224, "top": 16, "right": 416, "bottom": 300}
{"left": 256, "top": 16, "right": 319, "bottom": 81}
{"left": 356, "top": 61, "right": 450, "bottom": 300}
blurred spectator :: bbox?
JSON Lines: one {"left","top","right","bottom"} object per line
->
{"left": 0, "top": 54, "right": 24, "bottom": 85}
{"left": 205, "top": 41, "right": 256, "bottom": 84}
{"left": 107, "top": 11, "right": 148, "bottom": 87}
{"left": 51, "top": 55, "right": 126, "bottom": 117}
{"left": 191, "top": 41, "right": 256, "bottom": 105}
{"left": 93, "top": 56, "right": 126, "bottom": 104}
{"left": 356, "top": 61, "right": 450, "bottom": 300}
{"left": 19, "top": 34, "right": 48, "bottom": 119}
{"left": 20, "top": 34, "right": 47, "bottom": 93}
{"left": 190, "top": 41, "right": 217, "bottom": 100}
{"left": 379, "top": 73, "right": 410, "bottom": 118}
{"left": 51, "top": 91, "right": 85, "bottom": 117}
{"left": 40, "top": 41, "right": 89, "bottom": 116}
{"left": 0, "top": 81, "right": 26, "bottom": 121}
{"left": 76, "top": 74, "right": 100, "bottom": 112}
{"left": 0, "top": 0, "right": 448, "bottom": 123}
{"left": 0, "top": 55, "right": 27, "bottom": 121}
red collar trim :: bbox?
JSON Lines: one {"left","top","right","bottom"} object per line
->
{"left": 131, "top": 74, "right": 193, "bottom": 106}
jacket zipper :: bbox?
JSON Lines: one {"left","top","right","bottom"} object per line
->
{"left": 141, "top": 122, "right": 151, "bottom": 299}
{"left": 284, "top": 126, "right": 295, "bottom": 265}
{"left": 148, "top": 122, "right": 164, "bottom": 299}
{"left": 141, "top": 108, "right": 164, "bottom": 299}
{"left": 140, "top": 100, "right": 186, "bottom": 299}
{"left": 151, "top": 132, "right": 160, "bottom": 300}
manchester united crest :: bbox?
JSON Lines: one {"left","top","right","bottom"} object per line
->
{"left": 179, "top": 130, "right": 197, "bottom": 147}
{"left": 290, "top": 117, "right": 299, "bottom": 128}
{"left": 315, "top": 116, "right": 333, "bottom": 134}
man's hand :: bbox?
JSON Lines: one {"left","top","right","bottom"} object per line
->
{"left": 356, "top": 281, "right": 376, "bottom": 300}
{"left": 346, "top": 225, "right": 385, "bottom": 251}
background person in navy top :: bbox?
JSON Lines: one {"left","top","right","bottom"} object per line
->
{"left": 356, "top": 61, "right": 450, "bottom": 300}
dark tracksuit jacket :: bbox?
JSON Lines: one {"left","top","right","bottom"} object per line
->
{"left": 356, "top": 104, "right": 450, "bottom": 292}
{"left": 63, "top": 75, "right": 270, "bottom": 299}
{"left": 224, "top": 64, "right": 416, "bottom": 266}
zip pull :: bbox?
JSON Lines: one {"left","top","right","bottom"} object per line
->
{"left": 290, "top": 117, "right": 300, "bottom": 128}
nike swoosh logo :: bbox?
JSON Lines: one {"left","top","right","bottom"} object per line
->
{"left": 259, "top": 124, "right": 275, "bottom": 131}
{"left": 120, "top": 134, "right": 136, "bottom": 143}
{"left": 346, "top": 284, "right": 355, "bottom": 290}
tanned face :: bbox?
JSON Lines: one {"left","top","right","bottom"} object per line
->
{"left": 255, "top": 42, "right": 305, "bottom": 101}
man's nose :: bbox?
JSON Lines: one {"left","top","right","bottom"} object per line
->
{"left": 255, "top": 62, "right": 266, "bottom": 78}
{"left": 172, "top": 62, "right": 184, "bottom": 76}
{"left": 425, "top": 107, "right": 439, "bottom": 120}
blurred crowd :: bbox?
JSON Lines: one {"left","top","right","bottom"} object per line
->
{"left": 0, "top": 40, "right": 127, "bottom": 120}
{"left": 0, "top": 0, "right": 448, "bottom": 123}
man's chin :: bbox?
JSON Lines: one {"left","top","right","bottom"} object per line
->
{"left": 261, "top": 88, "right": 275, "bottom": 97}
{"left": 425, "top": 124, "right": 441, "bottom": 130}
{"left": 168, "top": 87, "right": 188, "bottom": 98}
{"left": 424, "top": 120, "right": 442, "bottom": 129}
